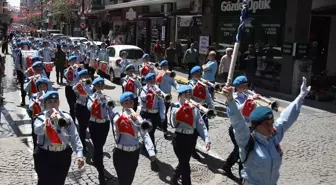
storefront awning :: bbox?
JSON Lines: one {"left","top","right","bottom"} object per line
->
{"left": 105, "top": 0, "right": 177, "bottom": 10}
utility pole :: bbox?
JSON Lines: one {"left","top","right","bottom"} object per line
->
{"left": 40, "top": 0, "right": 43, "bottom": 30}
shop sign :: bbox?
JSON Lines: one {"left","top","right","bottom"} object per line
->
{"left": 161, "top": 26, "right": 165, "bottom": 41}
{"left": 199, "top": 36, "right": 209, "bottom": 54}
{"left": 221, "top": 0, "right": 271, "bottom": 13}
{"left": 295, "top": 43, "right": 309, "bottom": 59}
{"left": 282, "top": 43, "right": 293, "bottom": 56}
{"left": 126, "top": 8, "right": 137, "bottom": 21}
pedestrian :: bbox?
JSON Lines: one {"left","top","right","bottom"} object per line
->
{"left": 32, "top": 91, "right": 84, "bottom": 185}
{"left": 153, "top": 40, "right": 162, "bottom": 62}
{"left": 218, "top": 48, "right": 233, "bottom": 82}
{"left": 202, "top": 51, "right": 218, "bottom": 99}
{"left": 112, "top": 92, "right": 159, "bottom": 185}
{"left": 170, "top": 85, "right": 211, "bottom": 185}
{"left": 175, "top": 40, "right": 183, "bottom": 66}
{"left": 2, "top": 36, "right": 8, "bottom": 55}
{"left": 54, "top": 44, "right": 66, "bottom": 84}
{"left": 87, "top": 77, "right": 114, "bottom": 185}
{"left": 73, "top": 69, "right": 93, "bottom": 155}
{"left": 14, "top": 41, "right": 30, "bottom": 106}
{"left": 156, "top": 60, "right": 179, "bottom": 138}
{"left": 222, "top": 77, "right": 311, "bottom": 185}
{"left": 121, "top": 64, "right": 142, "bottom": 111}
{"left": 119, "top": 51, "right": 131, "bottom": 79}
{"left": 183, "top": 43, "right": 199, "bottom": 79}
{"left": 164, "top": 42, "right": 176, "bottom": 71}
{"left": 244, "top": 45, "right": 258, "bottom": 89}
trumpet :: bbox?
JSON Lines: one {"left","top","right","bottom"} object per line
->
{"left": 90, "top": 93, "right": 115, "bottom": 108}
{"left": 28, "top": 74, "right": 41, "bottom": 80}
{"left": 199, "top": 78, "right": 221, "bottom": 91}
{"left": 82, "top": 78, "right": 92, "bottom": 85}
{"left": 246, "top": 90, "right": 279, "bottom": 111}
{"left": 124, "top": 108, "right": 153, "bottom": 132}
{"left": 151, "top": 87, "right": 172, "bottom": 102}
{"left": 186, "top": 99, "right": 217, "bottom": 119}
{"left": 49, "top": 108, "right": 70, "bottom": 129}
{"left": 162, "top": 70, "right": 176, "bottom": 78}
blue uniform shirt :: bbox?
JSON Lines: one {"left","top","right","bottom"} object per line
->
{"left": 121, "top": 75, "right": 142, "bottom": 97}
{"left": 112, "top": 111, "right": 155, "bottom": 157}
{"left": 120, "top": 59, "right": 131, "bottom": 73}
{"left": 158, "top": 73, "right": 179, "bottom": 94}
{"left": 63, "top": 66, "right": 79, "bottom": 86}
{"left": 188, "top": 78, "right": 214, "bottom": 108}
{"left": 170, "top": 101, "right": 210, "bottom": 144}
{"left": 98, "top": 49, "right": 109, "bottom": 62}
{"left": 33, "top": 110, "right": 83, "bottom": 158}
{"left": 227, "top": 96, "right": 303, "bottom": 185}
{"left": 87, "top": 92, "right": 114, "bottom": 121}
{"left": 29, "top": 92, "right": 45, "bottom": 112}
{"left": 38, "top": 47, "right": 54, "bottom": 62}
{"left": 202, "top": 60, "right": 218, "bottom": 82}
{"left": 140, "top": 85, "right": 166, "bottom": 120}
{"left": 72, "top": 50, "right": 82, "bottom": 63}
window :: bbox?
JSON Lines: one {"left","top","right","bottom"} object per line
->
{"left": 120, "top": 49, "right": 144, "bottom": 59}
{"left": 107, "top": 47, "right": 116, "bottom": 57}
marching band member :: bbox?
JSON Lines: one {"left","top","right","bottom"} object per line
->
{"left": 121, "top": 64, "right": 142, "bottom": 111}
{"left": 140, "top": 73, "right": 166, "bottom": 153}
{"left": 88, "top": 44, "right": 98, "bottom": 80}
{"left": 72, "top": 45, "right": 83, "bottom": 64}
{"left": 28, "top": 77, "right": 51, "bottom": 149}
{"left": 87, "top": 77, "right": 114, "bottom": 185}
{"left": 113, "top": 92, "right": 159, "bottom": 185}
{"left": 24, "top": 61, "right": 49, "bottom": 96}
{"left": 38, "top": 40, "right": 55, "bottom": 79}
{"left": 73, "top": 69, "right": 93, "bottom": 154}
{"left": 170, "top": 85, "right": 211, "bottom": 185}
{"left": 188, "top": 66, "right": 214, "bottom": 160}
{"left": 156, "top": 60, "right": 179, "bottom": 139}
{"left": 64, "top": 55, "right": 83, "bottom": 122}
{"left": 202, "top": 51, "right": 218, "bottom": 99}
{"left": 119, "top": 51, "right": 131, "bottom": 78}
{"left": 33, "top": 91, "right": 84, "bottom": 185}
{"left": 13, "top": 41, "right": 30, "bottom": 106}
{"left": 222, "top": 76, "right": 260, "bottom": 178}
{"left": 139, "top": 54, "right": 156, "bottom": 83}
{"left": 24, "top": 58, "right": 47, "bottom": 78}
{"left": 222, "top": 77, "right": 310, "bottom": 185}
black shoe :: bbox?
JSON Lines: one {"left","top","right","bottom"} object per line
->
{"left": 98, "top": 173, "right": 106, "bottom": 185}
{"left": 222, "top": 162, "right": 234, "bottom": 177}
{"left": 192, "top": 151, "right": 201, "bottom": 160}
{"left": 151, "top": 161, "right": 160, "bottom": 172}
{"left": 20, "top": 101, "right": 25, "bottom": 106}
{"left": 164, "top": 132, "right": 169, "bottom": 139}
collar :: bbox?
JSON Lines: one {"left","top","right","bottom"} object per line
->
{"left": 253, "top": 131, "right": 270, "bottom": 145}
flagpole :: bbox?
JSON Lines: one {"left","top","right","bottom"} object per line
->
{"left": 226, "top": 0, "right": 248, "bottom": 85}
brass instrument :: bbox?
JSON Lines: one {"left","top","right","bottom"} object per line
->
{"left": 49, "top": 108, "right": 70, "bottom": 129}
{"left": 199, "top": 78, "right": 222, "bottom": 91}
{"left": 124, "top": 108, "right": 153, "bottom": 132}
{"left": 28, "top": 74, "right": 41, "bottom": 80}
{"left": 150, "top": 86, "right": 172, "bottom": 102}
{"left": 89, "top": 93, "right": 115, "bottom": 108}
{"left": 186, "top": 99, "right": 217, "bottom": 119}
{"left": 245, "top": 90, "right": 279, "bottom": 111}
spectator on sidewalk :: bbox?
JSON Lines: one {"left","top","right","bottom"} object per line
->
{"left": 218, "top": 48, "right": 233, "bottom": 82}
{"left": 153, "top": 40, "right": 162, "bottom": 62}
{"left": 175, "top": 40, "right": 183, "bottom": 66}
{"left": 183, "top": 43, "right": 200, "bottom": 79}
{"left": 164, "top": 42, "right": 176, "bottom": 71}
{"left": 244, "top": 44, "right": 258, "bottom": 89}
{"left": 202, "top": 51, "right": 218, "bottom": 99}
{"left": 54, "top": 44, "right": 66, "bottom": 84}
{"left": 2, "top": 36, "right": 8, "bottom": 55}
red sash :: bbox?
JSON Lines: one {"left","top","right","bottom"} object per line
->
{"left": 91, "top": 99, "right": 103, "bottom": 119}
{"left": 30, "top": 78, "right": 38, "bottom": 94}
{"left": 27, "top": 68, "right": 34, "bottom": 77}
{"left": 26, "top": 56, "right": 33, "bottom": 68}
{"left": 146, "top": 89, "right": 155, "bottom": 109}
{"left": 67, "top": 67, "right": 75, "bottom": 82}
{"left": 176, "top": 102, "right": 194, "bottom": 128}
{"left": 45, "top": 119, "right": 63, "bottom": 145}
{"left": 156, "top": 71, "right": 165, "bottom": 84}
{"left": 241, "top": 99, "right": 257, "bottom": 118}
{"left": 74, "top": 82, "right": 88, "bottom": 96}
{"left": 192, "top": 81, "right": 207, "bottom": 101}
{"left": 99, "top": 61, "right": 108, "bottom": 73}
{"left": 115, "top": 114, "right": 136, "bottom": 137}
{"left": 45, "top": 62, "right": 53, "bottom": 72}
{"left": 125, "top": 78, "right": 135, "bottom": 94}
{"left": 141, "top": 64, "right": 150, "bottom": 77}
{"left": 32, "top": 101, "right": 42, "bottom": 118}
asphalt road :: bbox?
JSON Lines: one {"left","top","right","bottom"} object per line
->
{"left": 0, "top": 52, "right": 336, "bottom": 185}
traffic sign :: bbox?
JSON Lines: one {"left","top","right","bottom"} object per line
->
{"left": 80, "top": 22, "right": 86, "bottom": 29}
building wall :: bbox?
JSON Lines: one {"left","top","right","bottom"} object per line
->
{"left": 327, "top": 16, "right": 336, "bottom": 76}
{"left": 312, "top": 0, "right": 336, "bottom": 10}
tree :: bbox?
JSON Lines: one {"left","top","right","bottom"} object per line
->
{"left": 51, "top": 0, "right": 78, "bottom": 24}
{"left": 27, "top": 14, "right": 42, "bottom": 28}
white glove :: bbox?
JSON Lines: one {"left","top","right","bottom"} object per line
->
{"left": 299, "top": 77, "right": 311, "bottom": 99}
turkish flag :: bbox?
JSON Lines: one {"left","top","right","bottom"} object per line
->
{"left": 176, "top": 102, "right": 194, "bottom": 128}
{"left": 141, "top": 65, "right": 150, "bottom": 77}
{"left": 145, "top": 89, "right": 155, "bottom": 109}
{"left": 32, "top": 101, "right": 42, "bottom": 118}
{"left": 99, "top": 61, "right": 108, "bottom": 73}
{"left": 115, "top": 114, "right": 136, "bottom": 137}
{"left": 241, "top": 99, "right": 257, "bottom": 118}
{"left": 26, "top": 56, "right": 33, "bottom": 68}
{"left": 67, "top": 67, "right": 74, "bottom": 82}
{"left": 125, "top": 78, "right": 135, "bottom": 94}
{"left": 192, "top": 81, "right": 207, "bottom": 100}
{"left": 156, "top": 71, "right": 165, "bottom": 84}
{"left": 74, "top": 82, "right": 88, "bottom": 96}
{"left": 91, "top": 99, "right": 103, "bottom": 119}
{"left": 30, "top": 78, "right": 38, "bottom": 94}
{"left": 45, "top": 119, "right": 63, "bottom": 145}
{"left": 45, "top": 62, "right": 53, "bottom": 72}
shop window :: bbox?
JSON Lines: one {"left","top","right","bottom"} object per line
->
{"left": 107, "top": 47, "right": 115, "bottom": 57}
{"left": 120, "top": 49, "right": 144, "bottom": 59}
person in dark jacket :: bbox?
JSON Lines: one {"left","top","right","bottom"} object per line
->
{"left": 54, "top": 44, "right": 67, "bottom": 84}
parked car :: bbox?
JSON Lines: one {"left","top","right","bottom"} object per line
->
{"left": 50, "top": 33, "right": 64, "bottom": 38}
{"left": 84, "top": 41, "right": 104, "bottom": 48}
{"left": 104, "top": 45, "right": 144, "bottom": 82}
{"left": 69, "top": 37, "right": 88, "bottom": 45}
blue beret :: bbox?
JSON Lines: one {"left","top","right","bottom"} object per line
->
{"left": 160, "top": 60, "right": 168, "bottom": 66}
{"left": 32, "top": 56, "right": 41, "bottom": 61}
{"left": 250, "top": 106, "right": 274, "bottom": 123}
{"left": 39, "top": 42, "right": 43, "bottom": 46}
{"left": 177, "top": 85, "right": 192, "bottom": 95}
{"left": 125, "top": 64, "right": 135, "bottom": 71}
{"left": 77, "top": 69, "right": 89, "bottom": 78}
{"left": 92, "top": 77, "right": 104, "bottom": 86}
{"left": 43, "top": 91, "right": 59, "bottom": 103}
{"left": 36, "top": 77, "right": 50, "bottom": 87}
{"left": 145, "top": 73, "right": 156, "bottom": 81}
{"left": 120, "top": 92, "right": 135, "bottom": 103}
{"left": 32, "top": 61, "right": 43, "bottom": 68}
{"left": 190, "top": 66, "right": 201, "bottom": 74}
{"left": 20, "top": 41, "right": 29, "bottom": 46}
{"left": 142, "top": 53, "right": 150, "bottom": 59}
{"left": 121, "top": 51, "right": 128, "bottom": 56}
{"left": 233, "top": 76, "right": 248, "bottom": 87}
{"left": 68, "top": 56, "right": 77, "bottom": 61}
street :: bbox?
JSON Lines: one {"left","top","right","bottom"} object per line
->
{"left": 1, "top": 54, "right": 336, "bottom": 185}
